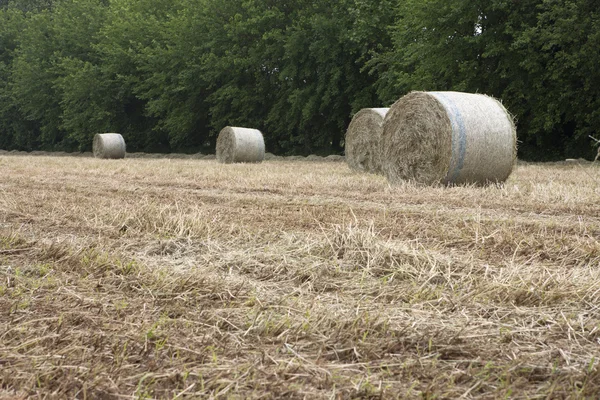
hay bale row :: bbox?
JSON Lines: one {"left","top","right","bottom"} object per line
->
{"left": 8, "top": 128, "right": 345, "bottom": 164}
{"left": 93, "top": 133, "right": 126, "bottom": 159}
{"left": 216, "top": 127, "right": 265, "bottom": 164}
{"left": 91, "top": 128, "right": 267, "bottom": 163}
{"left": 346, "top": 91, "right": 517, "bottom": 185}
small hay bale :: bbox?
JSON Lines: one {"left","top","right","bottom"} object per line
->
{"left": 216, "top": 127, "right": 265, "bottom": 164}
{"left": 345, "top": 108, "right": 389, "bottom": 173}
{"left": 93, "top": 133, "right": 126, "bottom": 159}
{"left": 381, "top": 91, "right": 516, "bottom": 185}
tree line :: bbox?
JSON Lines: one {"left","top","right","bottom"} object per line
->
{"left": 0, "top": 0, "right": 598, "bottom": 160}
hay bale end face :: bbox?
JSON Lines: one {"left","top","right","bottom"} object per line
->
{"left": 381, "top": 91, "right": 517, "bottom": 185}
{"left": 93, "top": 133, "right": 126, "bottom": 159}
{"left": 345, "top": 108, "right": 389, "bottom": 174}
{"left": 216, "top": 127, "right": 265, "bottom": 164}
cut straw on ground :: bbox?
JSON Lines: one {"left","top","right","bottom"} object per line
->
{"left": 0, "top": 155, "right": 599, "bottom": 398}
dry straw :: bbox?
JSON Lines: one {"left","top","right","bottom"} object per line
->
{"left": 93, "top": 133, "right": 126, "bottom": 159}
{"left": 216, "top": 127, "right": 265, "bottom": 164}
{"left": 381, "top": 91, "right": 517, "bottom": 185}
{"left": 345, "top": 108, "right": 389, "bottom": 174}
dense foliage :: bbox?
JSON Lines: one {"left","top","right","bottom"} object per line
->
{"left": 0, "top": 0, "right": 598, "bottom": 159}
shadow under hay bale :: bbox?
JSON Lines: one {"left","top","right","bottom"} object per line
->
{"left": 345, "top": 108, "right": 389, "bottom": 174}
{"left": 381, "top": 91, "right": 516, "bottom": 186}
{"left": 216, "top": 127, "right": 265, "bottom": 164}
{"left": 93, "top": 133, "right": 126, "bottom": 159}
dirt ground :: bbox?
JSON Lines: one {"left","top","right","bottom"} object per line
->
{"left": 0, "top": 155, "right": 599, "bottom": 399}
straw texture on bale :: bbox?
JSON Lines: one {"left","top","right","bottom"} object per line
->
{"left": 93, "top": 133, "right": 126, "bottom": 159}
{"left": 345, "top": 108, "right": 389, "bottom": 174}
{"left": 216, "top": 127, "right": 265, "bottom": 164}
{"left": 381, "top": 91, "right": 516, "bottom": 185}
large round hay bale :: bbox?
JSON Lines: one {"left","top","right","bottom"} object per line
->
{"left": 93, "top": 133, "right": 126, "bottom": 159}
{"left": 345, "top": 108, "right": 389, "bottom": 174}
{"left": 217, "top": 126, "right": 265, "bottom": 164}
{"left": 216, "top": 127, "right": 265, "bottom": 164}
{"left": 381, "top": 91, "right": 516, "bottom": 185}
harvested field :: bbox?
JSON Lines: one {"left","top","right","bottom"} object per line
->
{"left": 0, "top": 155, "right": 599, "bottom": 399}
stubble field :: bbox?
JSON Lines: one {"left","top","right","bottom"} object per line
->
{"left": 1, "top": 154, "right": 599, "bottom": 399}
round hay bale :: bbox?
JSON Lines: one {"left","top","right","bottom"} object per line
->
{"left": 345, "top": 108, "right": 389, "bottom": 173}
{"left": 381, "top": 91, "right": 516, "bottom": 185}
{"left": 216, "top": 127, "right": 265, "bottom": 164}
{"left": 93, "top": 133, "right": 126, "bottom": 159}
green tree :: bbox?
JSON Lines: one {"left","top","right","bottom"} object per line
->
{"left": 9, "top": 10, "right": 63, "bottom": 150}
{"left": 371, "top": 0, "right": 600, "bottom": 160}
{"left": 174, "top": 0, "right": 393, "bottom": 155}
{"left": 90, "top": 0, "right": 180, "bottom": 152}
{"left": 268, "top": 0, "right": 393, "bottom": 154}
{"left": 0, "top": 8, "right": 32, "bottom": 150}
{"left": 133, "top": 0, "right": 212, "bottom": 152}
{"left": 9, "top": 0, "right": 109, "bottom": 150}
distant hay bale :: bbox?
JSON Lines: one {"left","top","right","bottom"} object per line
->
{"left": 345, "top": 108, "right": 389, "bottom": 174}
{"left": 93, "top": 133, "right": 126, "bottom": 159}
{"left": 381, "top": 91, "right": 517, "bottom": 185}
{"left": 216, "top": 127, "right": 265, "bottom": 164}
